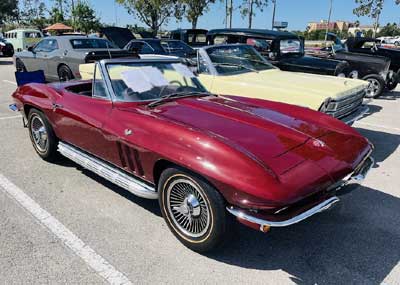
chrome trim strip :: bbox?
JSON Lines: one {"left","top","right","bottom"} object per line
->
{"left": 226, "top": 196, "right": 340, "bottom": 228}
{"left": 58, "top": 142, "right": 158, "bottom": 199}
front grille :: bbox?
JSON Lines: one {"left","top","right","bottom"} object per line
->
{"left": 325, "top": 89, "right": 365, "bottom": 119}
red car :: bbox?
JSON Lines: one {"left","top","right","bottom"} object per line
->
{"left": 10, "top": 58, "right": 374, "bottom": 252}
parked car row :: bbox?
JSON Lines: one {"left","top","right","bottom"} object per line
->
{"left": 9, "top": 27, "right": 391, "bottom": 252}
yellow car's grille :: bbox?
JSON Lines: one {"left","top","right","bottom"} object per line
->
{"left": 325, "top": 90, "right": 365, "bottom": 119}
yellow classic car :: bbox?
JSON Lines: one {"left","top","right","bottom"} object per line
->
{"left": 196, "top": 44, "right": 369, "bottom": 124}
{"left": 79, "top": 48, "right": 368, "bottom": 124}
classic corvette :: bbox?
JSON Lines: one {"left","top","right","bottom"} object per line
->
{"left": 194, "top": 44, "right": 369, "bottom": 125}
{"left": 10, "top": 58, "right": 374, "bottom": 252}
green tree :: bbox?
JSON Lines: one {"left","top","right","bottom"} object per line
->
{"left": 19, "top": 0, "right": 47, "bottom": 28}
{"left": 116, "top": 0, "right": 184, "bottom": 36}
{"left": 0, "top": 0, "right": 18, "bottom": 24}
{"left": 240, "top": 0, "right": 268, "bottom": 28}
{"left": 72, "top": 1, "right": 100, "bottom": 33}
{"left": 181, "top": 0, "right": 216, "bottom": 29}
{"left": 378, "top": 22, "right": 400, "bottom": 36}
{"left": 48, "top": 7, "right": 65, "bottom": 23}
{"left": 353, "top": 0, "right": 400, "bottom": 36}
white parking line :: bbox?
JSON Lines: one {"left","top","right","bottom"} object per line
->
{"left": 355, "top": 122, "right": 400, "bottom": 133}
{"left": 0, "top": 115, "right": 21, "bottom": 120}
{"left": 2, "top": 80, "right": 17, "bottom": 86}
{"left": 0, "top": 173, "right": 132, "bottom": 285}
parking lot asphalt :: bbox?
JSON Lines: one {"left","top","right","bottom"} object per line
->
{"left": 0, "top": 57, "right": 399, "bottom": 285}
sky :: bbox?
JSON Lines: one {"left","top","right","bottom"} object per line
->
{"left": 43, "top": 0, "right": 400, "bottom": 31}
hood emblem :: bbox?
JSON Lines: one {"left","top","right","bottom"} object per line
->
{"left": 312, "top": 139, "right": 326, "bottom": 148}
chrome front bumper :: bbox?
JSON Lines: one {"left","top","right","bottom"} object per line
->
{"left": 227, "top": 156, "right": 374, "bottom": 231}
{"left": 341, "top": 105, "right": 369, "bottom": 125}
{"left": 227, "top": 196, "right": 340, "bottom": 228}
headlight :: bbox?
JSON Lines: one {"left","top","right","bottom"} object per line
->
{"left": 349, "top": 70, "right": 359, "bottom": 79}
{"left": 319, "top": 98, "right": 337, "bottom": 113}
{"left": 337, "top": 73, "right": 346, "bottom": 78}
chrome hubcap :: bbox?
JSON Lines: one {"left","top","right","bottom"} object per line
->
{"left": 166, "top": 178, "right": 210, "bottom": 238}
{"left": 31, "top": 115, "right": 48, "bottom": 152}
{"left": 366, "top": 79, "right": 380, "bottom": 97}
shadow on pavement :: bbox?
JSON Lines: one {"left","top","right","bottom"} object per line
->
{"left": 356, "top": 128, "right": 400, "bottom": 166}
{"left": 206, "top": 185, "right": 400, "bottom": 284}
{"left": 377, "top": 90, "right": 400, "bottom": 100}
{"left": 0, "top": 59, "right": 13, "bottom": 65}
{"left": 361, "top": 104, "right": 382, "bottom": 120}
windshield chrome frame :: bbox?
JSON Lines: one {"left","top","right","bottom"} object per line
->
{"left": 199, "top": 44, "right": 276, "bottom": 76}
{"left": 98, "top": 58, "right": 202, "bottom": 103}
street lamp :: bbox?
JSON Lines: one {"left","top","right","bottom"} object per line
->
{"left": 325, "top": 0, "right": 333, "bottom": 41}
{"left": 271, "top": 0, "right": 277, "bottom": 30}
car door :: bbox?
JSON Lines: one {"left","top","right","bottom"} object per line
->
{"left": 26, "top": 39, "right": 50, "bottom": 74}
{"left": 44, "top": 39, "right": 61, "bottom": 81}
{"left": 52, "top": 63, "right": 116, "bottom": 163}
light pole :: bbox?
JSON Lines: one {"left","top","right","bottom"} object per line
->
{"left": 325, "top": 0, "right": 333, "bottom": 41}
{"left": 271, "top": 0, "right": 277, "bottom": 30}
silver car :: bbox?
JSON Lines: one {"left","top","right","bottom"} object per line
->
{"left": 14, "top": 35, "right": 136, "bottom": 81}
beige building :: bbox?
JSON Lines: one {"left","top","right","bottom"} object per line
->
{"left": 307, "top": 20, "right": 354, "bottom": 32}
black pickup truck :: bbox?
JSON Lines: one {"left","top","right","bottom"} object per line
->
{"left": 345, "top": 37, "right": 400, "bottom": 90}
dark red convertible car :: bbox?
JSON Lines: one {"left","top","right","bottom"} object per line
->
{"left": 10, "top": 58, "right": 374, "bottom": 252}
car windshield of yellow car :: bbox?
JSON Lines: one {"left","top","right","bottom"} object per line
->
{"left": 206, "top": 45, "right": 275, "bottom": 75}
{"left": 106, "top": 62, "right": 206, "bottom": 102}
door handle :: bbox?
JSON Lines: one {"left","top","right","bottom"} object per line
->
{"left": 52, "top": 103, "right": 63, "bottom": 111}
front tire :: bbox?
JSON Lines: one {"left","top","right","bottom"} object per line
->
{"left": 386, "top": 72, "right": 399, "bottom": 91}
{"left": 363, "top": 75, "right": 385, "bottom": 98}
{"left": 28, "top": 108, "right": 59, "bottom": 162}
{"left": 158, "top": 167, "right": 230, "bottom": 252}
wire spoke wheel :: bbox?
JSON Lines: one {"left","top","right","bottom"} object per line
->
{"left": 30, "top": 115, "right": 48, "bottom": 153}
{"left": 166, "top": 178, "right": 210, "bottom": 238}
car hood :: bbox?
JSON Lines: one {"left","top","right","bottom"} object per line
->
{"left": 210, "top": 69, "right": 366, "bottom": 109}
{"left": 279, "top": 55, "right": 344, "bottom": 72}
{"left": 147, "top": 95, "right": 335, "bottom": 160}
{"left": 100, "top": 27, "right": 136, "bottom": 49}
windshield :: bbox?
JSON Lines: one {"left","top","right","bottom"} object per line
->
{"left": 206, "top": 45, "right": 275, "bottom": 74}
{"left": 70, "top": 38, "right": 118, "bottom": 49}
{"left": 161, "top": 40, "right": 194, "bottom": 54}
{"left": 106, "top": 62, "right": 207, "bottom": 102}
{"left": 280, "top": 39, "right": 302, "bottom": 54}
{"left": 187, "top": 33, "right": 207, "bottom": 45}
{"left": 332, "top": 42, "right": 346, "bottom": 53}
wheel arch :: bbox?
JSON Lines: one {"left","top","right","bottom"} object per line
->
{"left": 57, "top": 63, "right": 74, "bottom": 79}
{"left": 152, "top": 159, "right": 220, "bottom": 195}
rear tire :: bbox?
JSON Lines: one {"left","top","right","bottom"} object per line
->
{"left": 28, "top": 108, "right": 59, "bottom": 162}
{"left": 363, "top": 75, "right": 385, "bottom": 98}
{"left": 158, "top": 167, "right": 230, "bottom": 252}
{"left": 58, "top": 65, "right": 74, "bottom": 81}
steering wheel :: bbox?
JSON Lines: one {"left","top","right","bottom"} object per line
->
{"left": 169, "top": 80, "right": 183, "bottom": 87}
{"left": 123, "top": 87, "right": 141, "bottom": 101}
